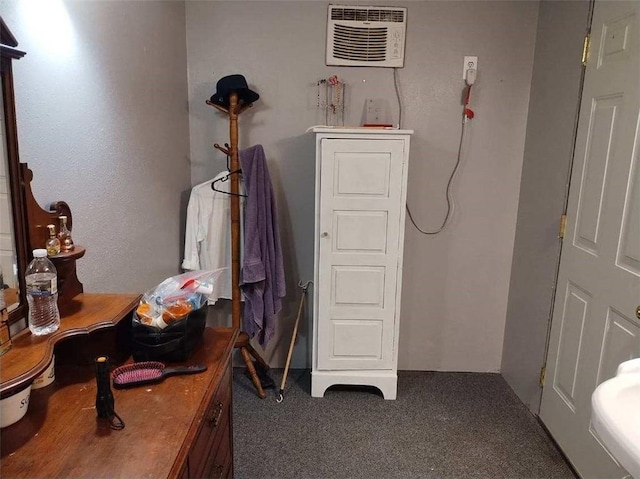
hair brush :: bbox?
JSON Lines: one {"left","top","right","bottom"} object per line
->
{"left": 111, "top": 361, "right": 207, "bottom": 389}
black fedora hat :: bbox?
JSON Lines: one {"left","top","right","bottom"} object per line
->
{"left": 210, "top": 74, "right": 259, "bottom": 108}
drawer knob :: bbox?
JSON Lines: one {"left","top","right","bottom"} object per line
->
{"left": 321, "top": 232, "right": 329, "bottom": 238}
{"left": 207, "top": 401, "right": 224, "bottom": 428}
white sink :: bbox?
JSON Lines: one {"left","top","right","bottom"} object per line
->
{"left": 592, "top": 358, "right": 640, "bottom": 479}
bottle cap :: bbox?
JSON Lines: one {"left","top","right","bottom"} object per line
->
{"left": 33, "top": 249, "right": 47, "bottom": 258}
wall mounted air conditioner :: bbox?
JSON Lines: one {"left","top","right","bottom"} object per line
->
{"left": 326, "top": 5, "right": 407, "bottom": 68}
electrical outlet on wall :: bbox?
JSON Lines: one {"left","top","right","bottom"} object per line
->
{"left": 463, "top": 56, "right": 478, "bottom": 79}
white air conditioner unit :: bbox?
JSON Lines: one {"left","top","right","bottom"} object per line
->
{"left": 326, "top": 4, "right": 407, "bottom": 68}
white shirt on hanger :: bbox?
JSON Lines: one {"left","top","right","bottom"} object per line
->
{"left": 182, "top": 171, "right": 245, "bottom": 304}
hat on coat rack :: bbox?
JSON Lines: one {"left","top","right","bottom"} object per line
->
{"left": 210, "top": 74, "right": 259, "bottom": 108}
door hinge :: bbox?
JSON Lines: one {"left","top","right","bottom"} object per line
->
{"left": 559, "top": 214, "right": 568, "bottom": 239}
{"left": 539, "top": 365, "right": 546, "bottom": 388}
{"left": 581, "top": 33, "right": 590, "bottom": 66}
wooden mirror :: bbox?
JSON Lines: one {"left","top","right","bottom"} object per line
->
{"left": 1, "top": 17, "right": 29, "bottom": 326}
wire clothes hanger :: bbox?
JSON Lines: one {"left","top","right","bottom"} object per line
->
{"left": 212, "top": 142, "right": 247, "bottom": 197}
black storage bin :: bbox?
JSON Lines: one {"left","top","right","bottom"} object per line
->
{"left": 131, "top": 306, "right": 206, "bottom": 363}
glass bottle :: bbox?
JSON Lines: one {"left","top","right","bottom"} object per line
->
{"left": 45, "top": 224, "right": 61, "bottom": 256}
{"left": 58, "top": 215, "right": 74, "bottom": 252}
{"left": 26, "top": 249, "right": 60, "bottom": 336}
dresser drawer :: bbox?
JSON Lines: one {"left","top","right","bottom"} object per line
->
{"left": 189, "top": 363, "right": 232, "bottom": 478}
{"left": 203, "top": 408, "right": 232, "bottom": 479}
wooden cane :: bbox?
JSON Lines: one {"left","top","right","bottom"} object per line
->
{"left": 277, "top": 281, "right": 312, "bottom": 403}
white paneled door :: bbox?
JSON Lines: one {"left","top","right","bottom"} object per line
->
{"left": 539, "top": 1, "right": 640, "bottom": 478}
{"left": 317, "top": 138, "right": 404, "bottom": 371}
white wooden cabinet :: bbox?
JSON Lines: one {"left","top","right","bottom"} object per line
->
{"left": 310, "top": 127, "right": 412, "bottom": 400}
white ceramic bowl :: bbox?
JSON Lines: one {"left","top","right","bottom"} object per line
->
{"left": 32, "top": 355, "right": 55, "bottom": 389}
{"left": 0, "top": 384, "right": 32, "bottom": 428}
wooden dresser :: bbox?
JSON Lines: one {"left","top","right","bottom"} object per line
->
{"left": 0, "top": 294, "right": 237, "bottom": 478}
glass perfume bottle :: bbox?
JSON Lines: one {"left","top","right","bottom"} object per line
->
{"left": 45, "top": 224, "right": 61, "bottom": 256}
{"left": 58, "top": 215, "right": 74, "bottom": 252}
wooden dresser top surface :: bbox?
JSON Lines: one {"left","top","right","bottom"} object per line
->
{"left": 1, "top": 327, "right": 237, "bottom": 479}
{"left": 1, "top": 293, "right": 141, "bottom": 394}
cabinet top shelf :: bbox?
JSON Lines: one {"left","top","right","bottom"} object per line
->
{"left": 308, "top": 126, "right": 414, "bottom": 135}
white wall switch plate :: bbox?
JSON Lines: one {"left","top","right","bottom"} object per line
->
{"left": 463, "top": 56, "right": 478, "bottom": 79}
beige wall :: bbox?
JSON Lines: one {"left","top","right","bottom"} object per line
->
{"left": 186, "top": 1, "right": 539, "bottom": 370}
{"left": 3, "top": 0, "right": 191, "bottom": 295}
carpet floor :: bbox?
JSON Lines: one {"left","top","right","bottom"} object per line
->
{"left": 232, "top": 369, "right": 577, "bottom": 479}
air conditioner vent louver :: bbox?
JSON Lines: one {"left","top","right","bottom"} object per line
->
{"left": 333, "top": 25, "right": 387, "bottom": 62}
{"left": 326, "top": 5, "right": 407, "bottom": 68}
{"left": 330, "top": 8, "right": 405, "bottom": 23}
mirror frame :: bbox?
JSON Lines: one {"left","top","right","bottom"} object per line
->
{"left": 1, "top": 18, "right": 28, "bottom": 325}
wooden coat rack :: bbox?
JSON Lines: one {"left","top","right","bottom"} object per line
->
{"left": 206, "top": 92, "right": 270, "bottom": 399}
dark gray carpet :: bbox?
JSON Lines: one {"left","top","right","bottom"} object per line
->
{"left": 232, "top": 369, "right": 576, "bottom": 479}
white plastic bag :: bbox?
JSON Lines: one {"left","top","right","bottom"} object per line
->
{"left": 134, "top": 269, "right": 225, "bottom": 329}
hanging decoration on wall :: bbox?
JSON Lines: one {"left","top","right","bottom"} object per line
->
{"left": 316, "top": 75, "right": 345, "bottom": 126}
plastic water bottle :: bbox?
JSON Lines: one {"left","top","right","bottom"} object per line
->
{"left": 26, "top": 249, "right": 60, "bottom": 336}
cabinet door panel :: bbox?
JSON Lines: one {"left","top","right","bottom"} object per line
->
{"left": 334, "top": 211, "right": 388, "bottom": 252}
{"left": 318, "top": 139, "right": 404, "bottom": 370}
{"left": 333, "top": 266, "right": 386, "bottom": 307}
